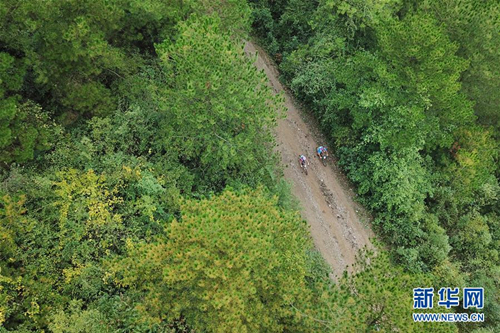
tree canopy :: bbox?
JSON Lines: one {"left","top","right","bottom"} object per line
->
{"left": 251, "top": 0, "right": 499, "bottom": 329}
{"left": 0, "top": 0, "right": 497, "bottom": 331}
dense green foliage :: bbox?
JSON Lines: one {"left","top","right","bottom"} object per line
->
{"left": 0, "top": 0, "right": 251, "bottom": 163}
{"left": 110, "top": 188, "right": 314, "bottom": 331}
{"left": 330, "top": 250, "right": 456, "bottom": 332}
{"left": 154, "top": 15, "right": 283, "bottom": 191}
{"left": 0, "top": 1, "right": 292, "bottom": 330}
{"left": 0, "top": 52, "right": 57, "bottom": 165}
{"left": 250, "top": 0, "right": 499, "bottom": 330}
{"left": 0, "top": 0, "right": 496, "bottom": 331}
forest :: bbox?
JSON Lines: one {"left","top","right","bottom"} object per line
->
{"left": 0, "top": 0, "right": 498, "bottom": 332}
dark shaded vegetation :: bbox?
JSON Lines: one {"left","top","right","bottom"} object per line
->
{"left": 250, "top": 0, "right": 499, "bottom": 330}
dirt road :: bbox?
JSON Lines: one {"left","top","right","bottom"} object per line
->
{"left": 244, "top": 42, "right": 374, "bottom": 279}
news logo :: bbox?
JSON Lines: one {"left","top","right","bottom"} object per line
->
{"left": 413, "top": 288, "right": 434, "bottom": 309}
{"left": 437, "top": 287, "right": 460, "bottom": 309}
{"left": 412, "top": 287, "right": 484, "bottom": 322}
{"left": 463, "top": 288, "right": 484, "bottom": 309}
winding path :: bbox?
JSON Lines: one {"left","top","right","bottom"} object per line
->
{"left": 245, "top": 42, "right": 374, "bottom": 278}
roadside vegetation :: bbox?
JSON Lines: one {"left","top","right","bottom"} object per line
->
{"left": 250, "top": 0, "right": 499, "bottom": 331}
{"left": 0, "top": 0, "right": 496, "bottom": 331}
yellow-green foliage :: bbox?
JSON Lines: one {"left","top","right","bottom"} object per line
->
{"left": 53, "top": 169, "right": 123, "bottom": 254}
{"left": 448, "top": 127, "right": 498, "bottom": 199}
{"left": 111, "top": 188, "right": 315, "bottom": 332}
{"left": 333, "top": 251, "right": 457, "bottom": 332}
{"left": 0, "top": 194, "right": 30, "bottom": 326}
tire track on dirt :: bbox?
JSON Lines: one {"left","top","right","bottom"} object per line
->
{"left": 244, "top": 41, "right": 374, "bottom": 279}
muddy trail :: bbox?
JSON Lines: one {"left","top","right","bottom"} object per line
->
{"left": 245, "top": 42, "right": 374, "bottom": 279}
